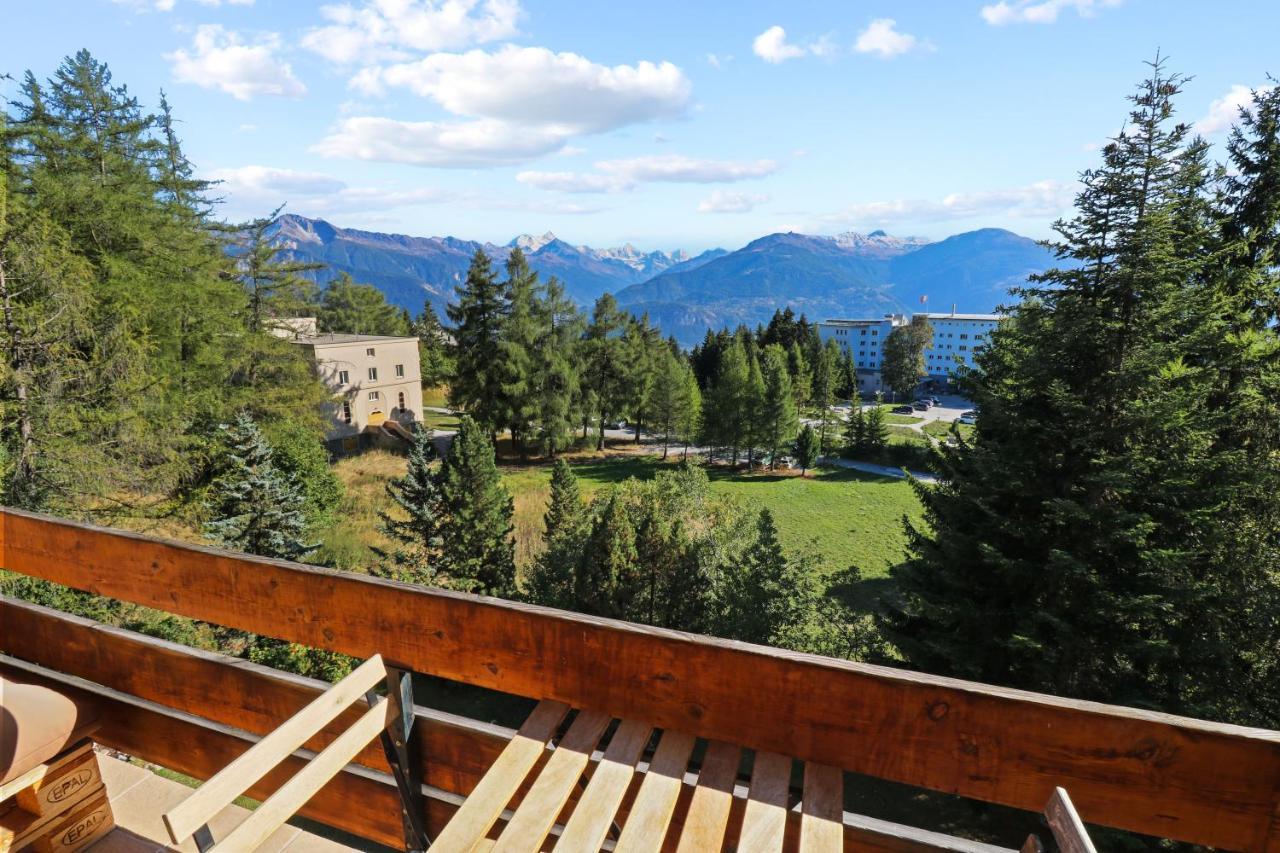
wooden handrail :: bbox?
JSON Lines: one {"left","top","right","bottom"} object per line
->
{"left": 3, "top": 507, "right": 1279, "bottom": 851}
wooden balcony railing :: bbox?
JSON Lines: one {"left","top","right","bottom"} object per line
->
{"left": 2, "top": 507, "right": 1279, "bottom": 852}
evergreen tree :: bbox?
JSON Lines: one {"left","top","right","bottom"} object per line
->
{"left": 837, "top": 346, "right": 858, "bottom": 400}
{"left": 494, "top": 248, "right": 539, "bottom": 456}
{"left": 743, "top": 345, "right": 767, "bottom": 467}
{"left": 861, "top": 395, "right": 889, "bottom": 456}
{"left": 677, "top": 364, "right": 703, "bottom": 459}
{"left": 842, "top": 402, "right": 867, "bottom": 458}
{"left": 525, "top": 459, "right": 586, "bottom": 607}
{"left": 379, "top": 427, "right": 442, "bottom": 584}
{"left": 795, "top": 424, "right": 819, "bottom": 476}
{"left": 575, "top": 492, "right": 637, "bottom": 618}
{"left": 759, "top": 344, "right": 799, "bottom": 468}
{"left": 788, "top": 342, "right": 812, "bottom": 410}
{"left": 583, "top": 294, "right": 629, "bottom": 450}
{"left": 884, "top": 61, "right": 1280, "bottom": 726}
{"left": 650, "top": 347, "right": 688, "bottom": 458}
{"left": 204, "top": 413, "right": 315, "bottom": 560}
{"left": 230, "top": 208, "right": 321, "bottom": 332}
{"left": 719, "top": 509, "right": 822, "bottom": 646}
{"left": 317, "top": 273, "right": 409, "bottom": 335}
{"left": 704, "top": 338, "right": 752, "bottom": 464}
{"left": 532, "top": 277, "right": 581, "bottom": 457}
{"left": 412, "top": 300, "right": 452, "bottom": 389}
{"left": 812, "top": 339, "right": 841, "bottom": 453}
{"left": 448, "top": 250, "right": 508, "bottom": 438}
{"left": 435, "top": 416, "right": 516, "bottom": 597}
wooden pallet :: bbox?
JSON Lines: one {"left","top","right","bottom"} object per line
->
{"left": 0, "top": 741, "right": 111, "bottom": 853}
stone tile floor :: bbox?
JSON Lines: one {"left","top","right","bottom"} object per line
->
{"left": 89, "top": 752, "right": 355, "bottom": 852}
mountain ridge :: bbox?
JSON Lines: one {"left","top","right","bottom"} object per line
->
{"left": 269, "top": 215, "right": 1057, "bottom": 344}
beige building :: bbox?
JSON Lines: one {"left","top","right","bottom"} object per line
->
{"left": 290, "top": 331, "right": 424, "bottom": 453}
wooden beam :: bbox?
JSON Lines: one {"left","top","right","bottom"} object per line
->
{"left": 0, "top": 597, "right": 508, "bottom": 800}
{"left": 0, "top": 599, "right": 1012, "bottom": 853}
{"left": 1044, "top": 789, "right": 1096, "bottom": 853}
{"left": 4, "top": 509, "right": 1279, "bottom": 851}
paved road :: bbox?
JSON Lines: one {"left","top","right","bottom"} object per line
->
{"left": 820, "top": 454, "right": 937, "bottom": 483}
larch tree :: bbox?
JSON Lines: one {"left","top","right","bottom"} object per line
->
{"left": 317, "top": 273, "right": 409, "bottom": 335}
{"left": 759, "top": 344, "right": 799, "bottom": 468}
{"left": 582, "top": 294, "right": 630, "bottom": 450}
{"left": 532, "top": 277, "right": 582, "bottom": 457}
{"left": 493, "top": 248, "right": 540, "bottom": 456}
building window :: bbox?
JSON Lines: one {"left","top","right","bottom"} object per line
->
{"left": 368, "top": 391, "right": 379, "bottom": 401}
{"left": 368, "top": 367, "right": 378, "bottom": 381}
{"left": 861, "top": 329, "right": 867, "bottom": 335}
{"left": 366, "top": 347, "right": 376, "bottom": 357}
{"left": 871, "top": 330, "right": 878, "bottom": 336}
{"left": 398, "top": 391, "right": 405, "bottom": 410}
{"left": 342, "top": 401, "right": 352, "bottom": 424}
{"left": 975, "top": 334, "right": 985, "bottom": 341}
{"left": 338, "top": 370, "right": 349, "bottom": 385}
{"left": 959, "top": 345, "right": 968, "bottom": 351}
{"left": 395, "top": 363, "right": 405, "bottom": 378}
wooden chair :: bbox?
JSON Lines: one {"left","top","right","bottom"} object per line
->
{"left": 429, "top": 699, "right": 846, "bottom": 852}
{"left": 1021, "top": 787, "right": 1097, "bottom": 853}
{"left": 161, "top": 654, "right": 428, "bottom": 852}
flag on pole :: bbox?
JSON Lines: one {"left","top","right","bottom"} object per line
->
{"left": 920, "top": 294, "right": 928, "bottom": 305}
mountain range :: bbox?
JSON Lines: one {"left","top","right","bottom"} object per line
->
{"left": 269, "top": 214, "right": 1057, "bottom": 344}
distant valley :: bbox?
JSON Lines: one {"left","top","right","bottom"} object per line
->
{"left": 271, "top": 215, "right": 1057, "bottom": 344}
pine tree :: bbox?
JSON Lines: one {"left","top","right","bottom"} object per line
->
{"left": 759, "top": 344, "right": 799, "bottom": 468}
{"left": 412, "top": 300, "right": 452, "bottom": 389}
{"left": 842, "top": 402, "right": 867, "bottom": 458}
{"left": 317, "top": 273, "right": 409, "bottom": 335}
{"left": 204, "top": 413, "right": 315, "bottom": 560}
{"left": 532, "top": 277, "right": 581, "bottom": 457}
{"left": 795, "top": 424, "right": 819, "bottom": 476}
{"left": 448, "top": 250, "right": 508, "bottom": 438}
{"left": 812, "top": 339, "right": 841, "bottom": 453}
{"left": 583, "top": 294, "right": 629, "bottom": 450}
{"left": 859, "top": 394, "right": 889, "bottom": 457}
{"left": 575, "top": 492, "right": 637, "bottom": 618}
{"left": 884, "top": 61, "right": 1280, "bottom": 725}
{"left": 435, "top": 416, "right": 516, "bottom": 597}
{"left": 837, "top": 346, "right": 858, "bottom": 400}
{"left": 719, "top": 509, "right": 821, "bottom": 645}
{"left": 525, "top": 459, "right": 586, "bottom": 607}
{"left": 494, "top": 248, "right": 540, "bottom": 456}
{"left": 379, "top": 427, "right": 442, "bottom": 584}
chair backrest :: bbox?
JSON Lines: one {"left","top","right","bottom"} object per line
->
{"left": 162, "top": 654, "right": 392, "bottom": 852}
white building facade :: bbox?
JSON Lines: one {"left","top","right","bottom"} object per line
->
{"left": 818, "top": 311, "right": 1000, "bottom": 396}
{"left": 290, "top": 332, "right": 425, "bottom": 453}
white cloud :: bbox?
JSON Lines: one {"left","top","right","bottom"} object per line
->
{"left": 208, "top": 164, "right": 602, "bottom": 218}
{"left": 817, "top": 180, "right": 1073, "bottom": 226}
{"left": 698, "top": 190, "right": 770, "bottom": 214}
{"left": 516, "top": 171, "right": 630, "bottom": 193}
{"left": 981, "top": 0, "right": 1121, "bottom": 25}
{"left": 706, "top": 53, "right": 732, "bottom": 69}
{"left": 854, "top": 19, "right": 927, "bottom": 58}
{"left": 752, "top": 26, "right": 807, "bottom": 64}
{"left": 517, "top": 155, "right": 779, "bottom": 194}
{"left": 302, "top": 0, "right": 521, "bottom": 64}
{"left": 114, "top": 0, "right": 252, "bottom": 9}
{"left": 165, "top": 26, "right": 305, "bottom": 101}
{"left": 599, "top": 155, "right": 777, "bottom": 183}
{"left": 1194, "top": 84, "right": 1273, "bottom": 136}
{"left": 355, "top": 46, "right": 691, "bottom": 134}
{"left": 312, "top": 116, "right": 568, "bottom": 167}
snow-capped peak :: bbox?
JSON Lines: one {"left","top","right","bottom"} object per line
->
{"left": 510, "top": 231, "right": 559, "bottom": 252}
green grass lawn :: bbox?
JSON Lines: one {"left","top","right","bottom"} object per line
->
{"left": 421, "top": 409, "right": 461, "bottom": 431}
{"left": 502, "top": 455, "right": 923, "bottom": 582}
{"left": 923, "top": 419, "right": 975, "bottom": 441}
{"left": 422, "top": 386, "right": 449, "bottom": 408}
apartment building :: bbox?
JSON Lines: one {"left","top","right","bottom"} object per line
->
{"left": 290, "top": 331, "right": 424, "bottom": 453}
{"left": 818, "top": 309, "right": 1000, "bottom": 395}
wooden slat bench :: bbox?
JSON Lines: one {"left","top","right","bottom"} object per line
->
{"left": 431, "top": 700, "right": 848, "bottom": 852}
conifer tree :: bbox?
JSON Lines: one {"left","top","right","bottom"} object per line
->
{"left": 583, "top": 294, "right": 629, "bottom": 450}
{"left": 811, "top": 339, "right": 841, "bottom": 453}
{"left": 230, "top": 208, "right": 322, "bottom": 332}
{"left": 842, "top": 402, "right": 867, "bottom": 458}
{"left": 705, "top": 338, "right": 752, "bottom": 464}
{"left": 448, "top": 250, "right": 508, "bottom": 438}
{"left": 884, "top": 61, "right": 1280, "bottom": 725}
{"left": 759, "top": 344, "right": 799, "bottom": 468}
{"left": 412, "top": 301, "right": 452, "bottom": 389}
{"left": 677, "top": 365, "right": 703, "bottom": 459}
{"left": 204, "top": 413, "right": 314, "bottom": 560}
{"left": 435, "top": 416, "right": 516, "bottom": 597}
{"left": 859, "top": 394, "right": 889, "bottom": 457}
{"left": 525, "top": 459, "right": 586, "bottom": 607}
{"left": 317, "top": 273, "right": 409, "bottom": 335}
{"left": 494, "top": 248, "right": 540, "bottom": 456}
{"left": 795, "top": 424, "right": 819, "bottom": 476}
{"left": 532, "top": 277, "right": 581, "bottom": 457}
{"left": 788, "top": 342, "right": 812, "bottom": 409}
{"left": 379, "top": 427, "right": 441, "bottom": 583}
{"left": 743, "top": 346, "right": 767, "bottom": 467}
{"left": 719, "top": 509, "right": 821, "bottom": 645}
{"left": 575, "top": 492, "right": 637, "bottom": 618}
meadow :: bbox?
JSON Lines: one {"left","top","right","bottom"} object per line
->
{"left": 323, "top": 448, "right": 925, "bottom": 607}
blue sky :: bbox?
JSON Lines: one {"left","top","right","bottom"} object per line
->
{"left": 5, "top": 0, "right": 1277, "bottom": 252}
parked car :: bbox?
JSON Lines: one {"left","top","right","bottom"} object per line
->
{"left": 891, "top": 405, "right": 915, "bottom": 415}
{"left": 606, "top": 419, "right": 627, "bottom": 430}
{"left": 911, "top": 401, "right": 929, "bottom": 411}
{"left": 774, "top": 455, "right": 795, "bottom": 469}
{"left": 926, "top": 396, "right": 941, "bottom": 405}
{"left": 957, "top": 411, "right": 977, "bottom": 425}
